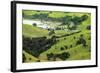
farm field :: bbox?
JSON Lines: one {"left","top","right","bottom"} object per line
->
{"left": 22, "top": 10, "right": 91, "bottom": 63}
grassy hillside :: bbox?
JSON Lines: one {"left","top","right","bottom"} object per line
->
{"left": 23, "top": 24, "right": 91, "bottom": 62}
{"left": 23, "top": 24, "right": 49, "bottom": 38}
{"left": 40, "top": 30, "right": 91, "bottom": 61}
{"left": 23, "top": 24, "right": 70, "bottom": 38}
{"left": 23, "top": 51, "right": 39, "bottom": 63}
{"left": 22, "top": 10, "right": 91, "bottom": 63}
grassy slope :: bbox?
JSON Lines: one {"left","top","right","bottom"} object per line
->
{"left": 40, "top": 13, "right": 91, "bottom": 61}
{"left": 40, "top": 30, "right": 91, "bottom": 61}
{"left": 23, "top": 24, "right": 69, "bottom": 38}
{"left": 23, "top": 24, "right": 49, "bottom": 38}
{"left": 23, "top": 51, "right": 38, "bottom": 63}
{"left": 22, "top": 11, "right": 91, "bottom": 62}
{"left": 23, "top": 24, "right": 91, "bottom": 62}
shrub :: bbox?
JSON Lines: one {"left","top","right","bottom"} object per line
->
{"left": 37, "top": 60, "right": 40, "bottom": 62}
{"left": 53, "top": 54, "right": 57, "bottom": 61}
{"left": 82, "top": 39, "right": 87, "bottom": 47}
{"left": 88, "top": 37, "right": 91, "bottom": 40}
{"left": 29, "top": 58, "right": 31, "bottom": 60}
{"left": 76, "top": 34, "right": 87, "bottom": 47}
{"left": 32, "top": 23, "right": 37, "bottom": 26}
{"left": 55, "top": 27, "right": 61, "bottom": 30}
{"left": 76, "top": 40, "right": 81, "bottom": 45}
{"left": 64, "top": 46, "right": 68, "bottom": 49}
{"left": 73, "top": 36, "right": 76, "bottom": 39}
{"left": 60, "top": 47, "right": 64, "bottom": 50}
{"left": 70, "top": 45, "right": 72, "bottom": 48}
{"left": 87, "top": 25, "right": 91, "bottom": 30}
{"left": 23, "top": 53, "right": 26, "bottom": 62}
{"left": 59, "top": 52, "right": 70, "bottom": 60}
{"left": 80, "top": 15, "right": 88, "bottom": 21}
{"left": 47, "top": 53, "right": 54, "bottom": 60}
{"left": 64, "top": 38, "right": 66, "bottom": 40}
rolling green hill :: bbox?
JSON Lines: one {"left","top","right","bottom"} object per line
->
{"left": 40, "top": 30, "right": 91, "bottom": 61}
{"left": 23, "top": 24, "right": 49, "bottom": 38}
{"left": 23, "top": 24, "right": 91, "bottom": 62}
{"left": 23, "top": 51, "right": 39, "bottom": 63}
{"left": 22, "top": 10, "right": 91, "bottom": 63}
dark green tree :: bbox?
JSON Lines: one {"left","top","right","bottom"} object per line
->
{"left": 23, "top": 53, "right": 26, "bottom": 62}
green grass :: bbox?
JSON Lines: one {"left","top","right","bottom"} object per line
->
{"left": 22, "top": 10, "right": 91, "bottom": 62}
{"left": 40, "top": 30, "right": 91, "bottom": 60}
{"left": 23, "top": 51, "right": 38, "bottom": 63}
{"left": 23, "top": 24, "right": 91, "bottom": 62}
{"left": 23, "top": 10, "right": 91, "bottom": 19}
{"left": 23, "top": 24, "right": 49, "bottom": 38}
{"left": 23, "top": 24, "right": 70, "bottom": 38}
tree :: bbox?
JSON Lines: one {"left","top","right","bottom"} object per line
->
{"left": 70, "top": 45, "right": 72, "bottom": 48}
{"left": 59, "top": 52, "right": 70, "bottom": 60}
{"left": 61, "top": 16, "right": 72, "bottom": 25}
{"left": 60, "top": 47, "right": 64, "bottom": 50}
{"left": 76, "top": 34, "right": 87, "bottom": 47}
{"left": 73, "top": 36, "right": 76, "bottom": 39}
{"left": 64, "top": 46, "right": 68, "bottom": 49}
{"left": 47, "top": 53, "right": 54, "bottom": 60}
{"left": 32, "top": 23, "right": 37, "bottom": 26}
{"left": 87, "top": 25, "right": 91, "bottom": 30}
{"left": 37, "top": 60, "right": 40, "bottom": 62}
{"left": 23, "top": 53, "right": 26, "bottom": 62}
{"left": 39, "top": 13, "right": 48, "bottom": 22}
{"left": 48, "top": 30, "right": 55, "bottom": 36}
{"left": 80, "top": 15, "right": 88, "bottom": 22}
{"left": 71, "top": 16, "right": 81, "bottom": 25}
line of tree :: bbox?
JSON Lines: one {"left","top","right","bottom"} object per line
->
{"left": 24, "top": 12, "right": 88, "bottom": 30}
{"left": 47, "top": 52, "right": 70, "bottom": 61}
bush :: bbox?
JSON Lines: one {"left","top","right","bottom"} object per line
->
{"left": 55, "top": 27, "right": 61, "bottom": 30}
{"left": 23, "top": 53, "right": 26, "bottom": 62}
{"left": 87, "top": 25, "right": 91, "bottom": 30}
{"left": 53, "top": 54, "right": 57, "bottom": 61}
{"left": 37, "top": 60, "right": 40, "bottom": 62}
{"left": 59, "top": 52, "right": 70, "bottom": 60}
{"left": 32, "top": 23, "right": 37, "bottom": 26}
{"left": 76, "top": 40, "right": 81, "bottom": 45}
{"left": 29, "top": 58, "right": 31, "bottom": 60}
{"left": 70, "top": 45, "right": 72, "bottom": 48}
{"left": 76, "top": 34, "right": 87, "bottom": 47}
{"left": 60, "top": 47, "right": 64, "bottom": 50}
{"left": 73, "top": 36, "right": 76, "bottom": 39}
{"left": 47, "top": 53, "right": 54, "bottom": 60}
{"left": 64, "top": 46, "right": 68, "bottom": 49}
{"left": 88, "top": 37, "right": 91, "bottom": 40}
{"left": 64, "top": 38, "right": 66, "bottom": 40}
{"left": 80, "top": 15, "right": 88, "bottom": 21}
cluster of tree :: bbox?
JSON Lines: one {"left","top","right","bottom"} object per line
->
{"left": 32, "top": 13, "right": 49, "bottom": 22}
{"left": 23, "top": 36, "right": 57, "bottom": 57}
{"left": 76, "top": 34, "right": 87, "bottom": 47}
{"left": 60, "top": 45, "right": 68, "bottom": 50}
{"left": 24, "top": 11, "right": 88, "bottom": 30}
{"left": 47, "top": 52, "right": 70, "bottom": 61}
{"left": 71, "top": 15, "right": 88, "bottom": 25}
